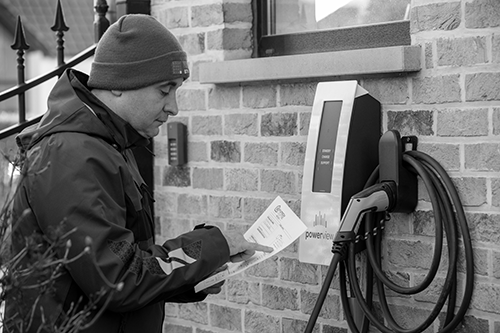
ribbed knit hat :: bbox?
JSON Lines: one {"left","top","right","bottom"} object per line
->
{"left": 88, "top": 14, "right": 189, "bottom": 90}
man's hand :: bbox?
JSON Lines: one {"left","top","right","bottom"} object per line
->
{"left": 220, "top": 229, "right": 274, "bottom": 263}
{"left": 199, "top": 264, "right": 227, "bottom": 295}
{"left": 200, "top": 280, "right": 225, "bottom": 295}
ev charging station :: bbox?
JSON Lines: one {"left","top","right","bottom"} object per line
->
{"left": 301, "top": 80, "right": 475, "bottom": 333}
{"left": 299, "top": 81, "right": 380, "bottom": 266}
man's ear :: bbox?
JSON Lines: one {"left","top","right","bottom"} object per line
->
{"left": 110, "top": 90, "right": 123, "bottom": 97}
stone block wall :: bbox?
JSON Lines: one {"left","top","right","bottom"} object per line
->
{"left": 152, "top": 0, "right": 500, "bottom": 332}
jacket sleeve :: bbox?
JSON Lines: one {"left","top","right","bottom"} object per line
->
{"left": 24, "top": 134, "right": 230, "bottom": 312}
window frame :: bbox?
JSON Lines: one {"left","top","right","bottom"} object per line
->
{"left": 254, "top": 0, "right": 411, "bottom": 58}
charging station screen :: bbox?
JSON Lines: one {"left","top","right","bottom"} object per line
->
{"left": 312, "top": 101, "right": 343, "bottom": 192}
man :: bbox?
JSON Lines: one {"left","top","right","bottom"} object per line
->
{"left": 5, "top": 14, "right": 272, "bottom": 333}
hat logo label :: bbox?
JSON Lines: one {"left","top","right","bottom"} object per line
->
{"left": 172, "top": 60, "right": 189, "bottom": 76}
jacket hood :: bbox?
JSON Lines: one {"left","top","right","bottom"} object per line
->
{"left": 16, "top": 69, "right": 148, "bottom": 152}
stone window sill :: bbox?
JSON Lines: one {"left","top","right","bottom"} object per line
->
{"left": 199, "top": 45, "right": 421, "bottom": 85}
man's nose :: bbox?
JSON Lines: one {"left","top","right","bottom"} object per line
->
{"left": 166, "top": 99, "right": 179, "bottom": 116}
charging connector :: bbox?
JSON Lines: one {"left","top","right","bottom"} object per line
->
{"left": 333, "top": 182, "right": 396, "bottom": 243}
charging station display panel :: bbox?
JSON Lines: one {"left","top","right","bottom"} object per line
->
{"left": 313, "top": 101, "right": 342, "bottom": 193}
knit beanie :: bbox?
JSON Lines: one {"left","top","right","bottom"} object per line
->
{"left": 88, "top": 14, "right": 189, "bottom": 90}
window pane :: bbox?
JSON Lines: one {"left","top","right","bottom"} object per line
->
{"left": 270, "top": 0, "right": 411, "bottom": 35}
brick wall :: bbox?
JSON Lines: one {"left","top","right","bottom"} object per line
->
{"left": 152, "top": 0, "right": 500, "bottom": 332}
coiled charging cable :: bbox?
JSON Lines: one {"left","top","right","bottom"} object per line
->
{"left": 305, "top": 150, "right": 474, "bottom": 333}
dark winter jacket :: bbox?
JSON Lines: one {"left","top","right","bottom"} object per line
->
{"left": 5, "top": 69, "right": 229, "bottom": 333}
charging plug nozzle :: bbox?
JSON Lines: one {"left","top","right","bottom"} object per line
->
{"left": 333, "top": 182, "right": 396, "bottom": 243}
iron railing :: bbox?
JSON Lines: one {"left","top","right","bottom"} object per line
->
{"left": 0, "top": 0, "right": 111, "bottom": 140}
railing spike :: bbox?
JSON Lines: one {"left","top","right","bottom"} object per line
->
{"left": 94, "top": 0, "right": 110, "bottom": 43}
{"left": 51, "top": 0, "right": 69, "bottom": 32}
{"left": 11, "top": 16, "right": 30, "bottom": 51}
{"left": 51, "top": 0, "right": 69, "bottom": 67}
{"left": 11, "top": 16, "right": 29, "bottom": 124}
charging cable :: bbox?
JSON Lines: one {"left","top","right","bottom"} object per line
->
{"left": 305, "top": 182, "right": 396, "bottom": 332}
{"left": 305, "top": 149, "right": 474, "bottom": 333}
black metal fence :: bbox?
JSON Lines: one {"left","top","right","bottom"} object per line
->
{"left": 0, "top": 0, "right": 111, "bottom": 140}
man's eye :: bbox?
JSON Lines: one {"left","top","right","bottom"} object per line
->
{"left": 160, "top": 90, "right": 169, "bottom": 96}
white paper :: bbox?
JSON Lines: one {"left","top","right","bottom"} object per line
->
{"left": 194, "top": 196, "right": 307, "bottom": 293}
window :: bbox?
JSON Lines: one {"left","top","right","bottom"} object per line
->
{"left": 255, "top": 0, "right": 411, "bottom": 57}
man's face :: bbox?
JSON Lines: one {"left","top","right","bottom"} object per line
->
{"left": 113, "top": 78, "right": 183, "bottom": 138}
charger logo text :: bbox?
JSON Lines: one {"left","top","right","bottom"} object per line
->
{"left": 305, "top": 231, "right": 335, "bottom": 240}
